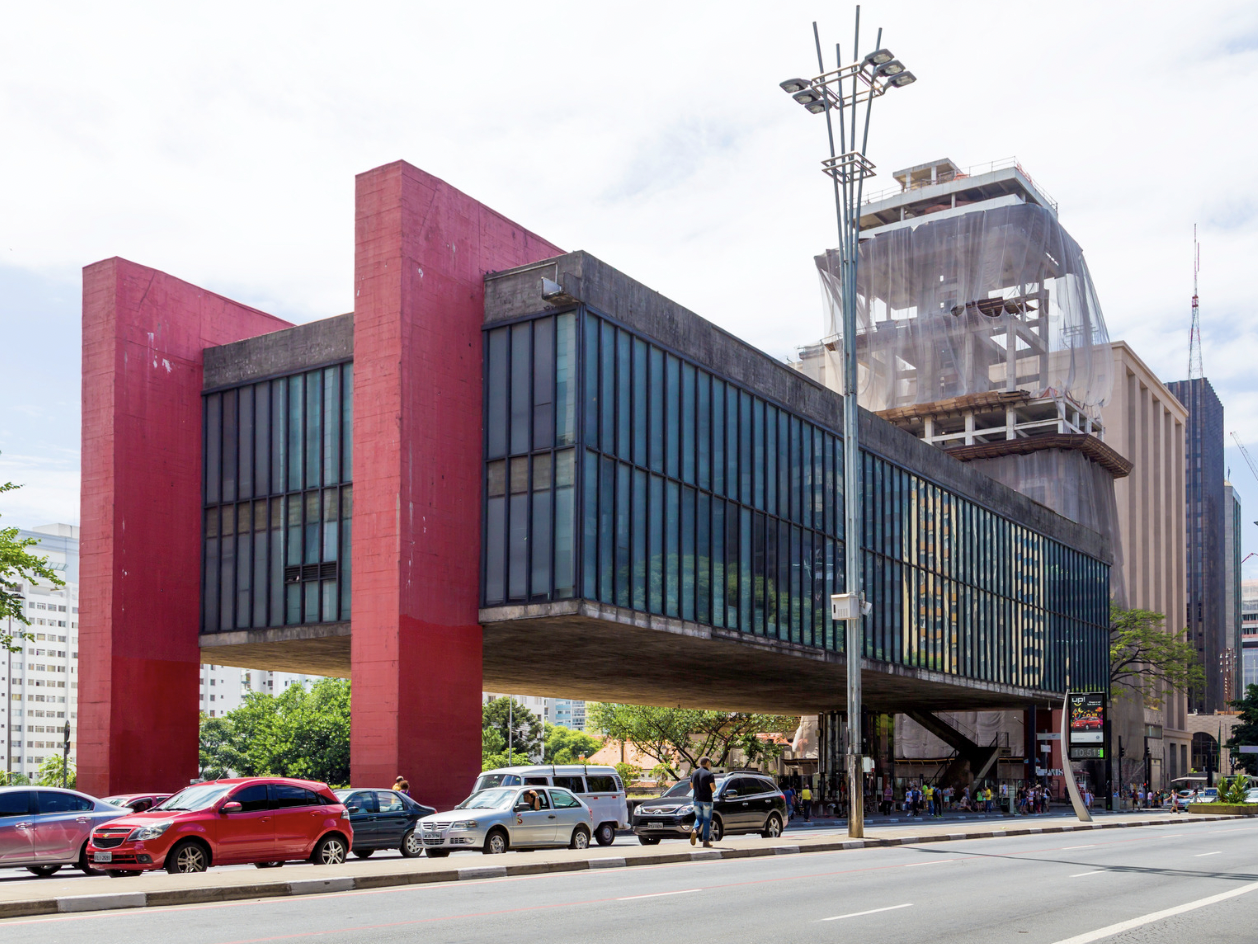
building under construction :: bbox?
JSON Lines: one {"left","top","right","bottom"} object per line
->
{"left": 797, "top": 158, "right": 1126, "bottom": 793}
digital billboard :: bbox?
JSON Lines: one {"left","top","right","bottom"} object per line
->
{"left": 1067, "top": 691, "right": 1106, "bottom": 760}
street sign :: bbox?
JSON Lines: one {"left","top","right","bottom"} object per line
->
{"left": 1239, "top": 746, "right": 1258, "bottom": 754}
{"left": 1037, "top": 733, "right": 1062, "bottom": 740}
{"left": 1144, "top": 724, "right": 1163, "bottom": 739}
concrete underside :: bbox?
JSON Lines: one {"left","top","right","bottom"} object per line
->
{"left": 199, "top": 623, "right": 351, "bottom": 678}
{"left": 478, "top": 601, "right": 1059, "bottom": 715}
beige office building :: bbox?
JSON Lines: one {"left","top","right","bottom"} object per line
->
{"left": 1100, "top": 341, "right": 1189, "bottom": 786}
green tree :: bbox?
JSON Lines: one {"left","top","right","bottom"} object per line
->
{"left": 200, "top": 679, "right": 351, "bottom": 785}
{"left": 587, "top": 703, "right": 797, "bottom": 776}
{"left": 482, "top": 697, "right": 543, "bottom": 765}
{"left": 199, "top": 713, "right": 236, "bottom": 779}
{"left": 543, "top": 723, "right": 602, "bottom": 764}
{"left": 0, "top": 771, "right": 31, "bottom": 786}
{"left": 37, "top": 754, "right": 74, "bottom": 788}
{"left": 0, "top": 477, "right": 65, "bottom": 651}
{"left": 1110, "top": 603, "right": 1204, "bottom": 706}
{"left": 1225, "top": 683, "right": 1258, "bottom": 776}
{"left": 615, "top": 762, "right": 641, "bottom": 787}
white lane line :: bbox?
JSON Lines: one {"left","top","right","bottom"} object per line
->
{"left": 823, "top": 903, "right": 913, "bottom": 922}
{"left": 1049, "top": 881, "right": 1258, "bottom": 944}
{"left": 617, "top": 889, "right": 700, "bottom": 901}
{"left": 904, "top": 860, "right": 952, "bottom": 867}
{"left": 1061, "top": 844, "right": 1096, "bottom": 850}
{"left": 1194, "top": 851, "right": 1222, "bottom": 857}
{"left": 1070, "top": 870, "right": 1106, "bottom": 878}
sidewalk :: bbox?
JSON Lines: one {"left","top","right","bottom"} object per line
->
{"left": 0, "top": 810, "right": 1238, "bottom": 921}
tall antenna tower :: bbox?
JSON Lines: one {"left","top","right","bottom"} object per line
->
{"left": 1188, "top": 224, "right": 1203, "bottom": 379}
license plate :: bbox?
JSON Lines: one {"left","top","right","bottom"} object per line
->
{"left": 93, "top": 851, "right": 112, "bottom": 863}
{"left": 647, "top": 822, "right": 663, "bottom": 828}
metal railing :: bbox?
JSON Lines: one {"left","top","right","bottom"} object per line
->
{"left": 862, "top": 157, "right": 1058, "bottom": 213}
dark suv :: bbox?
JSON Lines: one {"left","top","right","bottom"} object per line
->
{"left": 632, "top": 772, "right": 787, "bottom": 844}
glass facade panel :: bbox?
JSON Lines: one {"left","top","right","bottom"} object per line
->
{"left": 479, "top": 308, "right": 1110, "bottom": 694}
{"left": 202, "top": 362, "right": 352, "bottom": 631}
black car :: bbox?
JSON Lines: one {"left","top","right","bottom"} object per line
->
{"left": 333, "top": 789, "right": 436, "bottom": 858}
{"left": 632, "top": 772, "right": 787, "bottom": 844}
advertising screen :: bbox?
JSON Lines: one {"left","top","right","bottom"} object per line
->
{"left": 1068, "top": 692, "right": 1106, "bottom": 755}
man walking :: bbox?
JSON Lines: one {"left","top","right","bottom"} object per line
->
{"left": 689, "top": 757, "right": 717, "bottom": 847}
{"left": 800, "top": 783, "right": 813, "bottom": 821}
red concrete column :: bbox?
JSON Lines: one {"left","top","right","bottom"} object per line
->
{"left": 351, "top": 162, "right": 561, "bottom": 808}
{"left": 79, "top": 259, "right": 290, "bottom": 796}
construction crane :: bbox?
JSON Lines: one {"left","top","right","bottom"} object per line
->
{"left": 1230, "top": 432, "right": 1258, "bottom": 528}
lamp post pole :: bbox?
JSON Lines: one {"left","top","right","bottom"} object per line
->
{"left": 780, "top": 7, "right": 915, "bottom": 840}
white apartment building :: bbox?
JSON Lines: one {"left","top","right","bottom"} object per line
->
{"left": 481, "top": 693, "right": 587, "bottom": 732}
{"left": 4, "top": 524, "right": 80, "bottom": 782}
{"left": 200, "top": 667, "right": 325, "bottom": 717}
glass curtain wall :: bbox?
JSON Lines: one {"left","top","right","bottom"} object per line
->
{"left": 483, "top": 308, "right": 1109, "bottom": 693}
{"left": 203, "top": 363, "right": 353, "bottom": 631}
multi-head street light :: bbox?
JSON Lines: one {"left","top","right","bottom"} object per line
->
{"left": 778, "top": 7, "right": 915, "bottom": 841}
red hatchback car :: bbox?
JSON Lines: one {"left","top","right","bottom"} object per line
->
{"left": 87, "top": 777, "right": 352, "bottom": 875}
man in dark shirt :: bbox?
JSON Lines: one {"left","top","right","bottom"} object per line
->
{"left": 690, "top": 757, "right": 716, "bottom": 847}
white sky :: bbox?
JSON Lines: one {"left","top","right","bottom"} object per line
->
{"left": 2, "top": 0, "right": 1257, "bottom": 572}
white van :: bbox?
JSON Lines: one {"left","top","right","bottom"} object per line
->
{"left": 472, "top": 765, "right": 629, "bottom": 846}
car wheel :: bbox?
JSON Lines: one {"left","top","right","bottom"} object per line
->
{"left": 637, "top": 835, "right": 661, "bottom": 845}
{"left": 425, "top": 848, "right": 450, "bottom": 858}
{"left": 762, "top": 813, "right": 784, "bottom": 839}
{"left": 400, "top": 829, "right": 423, "bottom": 858}
{"left": 710, "top": 816, "right": 724, "bottom": 843}
{"left": 569, "top": 826, "right": 591, "bottom": 850}
{"left": 311, "top": 835, "right": 348, "bottom": 866}
{"left": 595, "top": 823, "right": 616, "bottom": 846}
{"left": 27, "top": 865, "right": 61, "bottom": 877}
{"left": 254, "top": 861, "right": 285, "bottom": 869}
{"left": 483, "top": 828, "right": 509, "bottom": 855}
{"left": 107, "top": 870, "right": 141, "bottom": 878}
{"left": 78, "top": 842, "right": 103, "bottom": 876}
{"left": 166, "top": 840, "right": 210, "bottom": 874}
{"left": 353, "top": 849, "right": 374, "bottom": 859}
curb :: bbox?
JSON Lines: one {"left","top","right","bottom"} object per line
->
{"left": 0, "top": 814, "right": 1238, "bottom": 921}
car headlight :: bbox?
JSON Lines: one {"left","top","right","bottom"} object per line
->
{"left": 450, "top": 820, "right": 478, "bottom": 830}
{"left": 675, "top": 805, "right": 693, "bottom": 816}
{"left": 127, "top": 822, "right": 173, "bottom": 842}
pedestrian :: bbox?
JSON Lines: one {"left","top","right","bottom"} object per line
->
{"left": 984, "top": 786, "right": 993, "bottom": 814}
{"left": 882, "top": 782, "right": 893, "bottom": 816}
{"left": 784, "top": 784, "right": 796, "bottom": 820}
{"left": 801, "top": 783, "right": 813, "bottom": 821}
{"left": 689, "top": 757, "right": 717, "bottom": 848}
{"left": 393, "top": 775, "right": 408, "bottom": 795}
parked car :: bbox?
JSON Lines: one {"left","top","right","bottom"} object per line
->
{"left": 632, "top": 771, "right": 787, "bottom": 844}
{"left": 1246, "top": 788, "right": 1258, "bottom": 804}
{"left": 332, "top": 788, "right": 435, "bottom": 858}
{"left": 472, "top": 765, "right": 628, "bottom": 846}
{"left": 100, "top": 794, "right": 171, "bottom": 814}
{"left": 417, "top": 785, "right": 593, "bottom": 856}
{"left": 0, "top": 786, "right": 130, "bottom": 877}
{"left": 86, "top": 777, "right": 351, "bottom": 875}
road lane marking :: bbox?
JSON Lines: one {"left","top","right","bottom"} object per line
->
{"left": 1061, "top": 845, "right": 1095, "bottom": 850}
{"left": 616, "top": 889, "right": 699, "bottom": 901}
{"left": 905, "top": 859, "right": 952, "bottom": 866}
{"left": 1070, "top": 871, "right": 1105, "bottom": 877}
{"left": 823, "top": 903, "right": 913, "bottom": 921}
{"left": 1049, "top": 880, "right": 1258, "bottom": 944}
{"left": 1194, "top": 851, "right": 1221, "bottom": 857}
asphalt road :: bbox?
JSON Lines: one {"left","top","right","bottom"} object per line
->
{"left": 4, "top": 819, "right": 1256, "bottom": 943}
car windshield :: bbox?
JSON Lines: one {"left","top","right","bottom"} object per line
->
{"left": 154, "top": 784, "right": 233, "bottom": 812}
{"left": 102, "top": 796, "right": 128, "bottom": 806}
{"left": 473, "top": 774, "right": 522, "bottom": 791}
{"left": 456, "top": 788, "right": 516, "bottom": 810}
{"left": 661, "top": 775, "right": 727, "bottom": 799}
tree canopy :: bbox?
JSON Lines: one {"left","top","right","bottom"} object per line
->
{"left": 0, "top": 477, "right": 65, "bottom": 652}
{"left": 1109, "top": 603, "right": 1203, "bottom": 706}
{"left": 481, "top": 697, "right": 543, "bottom": 769}
{"left": 543, "top": 723, "right": 602, "bottom": 764}
{"left": 1225, "top": 683, "right": 1258, "bottom": 776}
{"left": 198, "top": 678, "right": 350, "bottom": 785}
{"left": 586, "top": 703, "right": 797, "bottom": 777}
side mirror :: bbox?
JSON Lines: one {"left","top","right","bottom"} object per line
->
{"left": 724, "top": 791, "right": 738, "bottom": 799}
{"left": 220, "top": 801, "right": 242, "bottom": 814}
{"left": 514, "top": 803, "right": 529, "bottom": 812}
{"left": 346, "top": 806, "right": 360, "bottom": 814}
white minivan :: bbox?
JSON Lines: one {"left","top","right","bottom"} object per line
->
{"left": 472, "top": 765, "right": 628, "bottom": 846}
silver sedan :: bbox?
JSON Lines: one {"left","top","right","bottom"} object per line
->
{"left": 417, "top": 786, "right": 594, "bottom": 856}
{"left": 0, "top": 786, "right": 128, "bottom": 876}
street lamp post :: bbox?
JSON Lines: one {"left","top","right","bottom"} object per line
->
{"left": 780, "top": 7, "right": 915, "bottom": 840}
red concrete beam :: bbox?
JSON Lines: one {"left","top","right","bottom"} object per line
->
{"left": 351, "top": 162, "right": 561, "bottom": 808}
{"left": 79, "top": 258, "right": 291, "bottom": 796}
